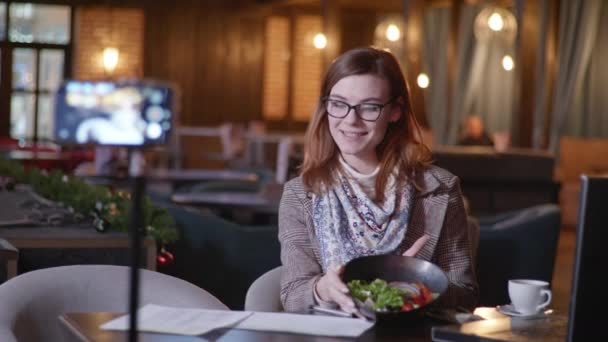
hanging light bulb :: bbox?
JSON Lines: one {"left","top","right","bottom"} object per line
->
{"left": 102, "top": 47, "right": 119, "bottom": 74}
{"left": 488, "top": 12, "right": 504, "bottom": 31}
{"left": 386, "top": 24, "right": 401, "bottom": 42}
{"left": 313, "top": 33, "right": 327, "bottom": 49}
{"left": 417, "top": 73, "right": 430, "bottom": 89}
{"left": 502, "top": 55, "right": 514, "bottom": 71}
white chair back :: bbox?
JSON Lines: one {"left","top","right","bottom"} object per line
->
{"left": 0, "top": 265, "right": 228, "bottom": 342}
{"left": 244, "top": 266, "right": 283, "bottom": 312}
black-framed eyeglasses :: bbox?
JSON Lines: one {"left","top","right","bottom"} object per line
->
{"left": 322, "top": 97, "right": 395, "bottom": 122}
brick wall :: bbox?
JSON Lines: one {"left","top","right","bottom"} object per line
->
{"left": 262, "top": 16, "right": 290, "bottom": 120}
{"left": 73, "top": 6, "right": 144, "bottom": 80}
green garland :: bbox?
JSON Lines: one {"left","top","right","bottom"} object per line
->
{"left": 0, "top": 158, "right": 178, "bottom": 243}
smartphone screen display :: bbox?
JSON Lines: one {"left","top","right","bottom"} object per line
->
{"left": 54, "top": 80, "right": 174, "bottom": 146}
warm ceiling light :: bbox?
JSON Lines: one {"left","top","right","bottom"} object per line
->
{"left": 488, "top": 12, "right": 504, "bottom": 31}
{"left": 417, "top": 73, "right": 430, "bottom": 88}
{"left": 386, "top": 24, "right": 400, "bottom": 42}
{"left": 313, "top": 33, "right": 327, "bottom": 49}
{"left": 502, "top": 55, "right": 514, "bottom": 71}
{"left": 103, "top": 47, "right": 119, "bottom": 74}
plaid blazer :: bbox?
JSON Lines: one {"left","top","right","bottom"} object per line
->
{"left": 278, "top": 165, "right": 479, "bottom": 312}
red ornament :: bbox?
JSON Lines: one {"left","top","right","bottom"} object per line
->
{"left": 157, "top": 247, "right": 174, "bottom": 267}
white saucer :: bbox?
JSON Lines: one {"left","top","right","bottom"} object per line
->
{"left": 496, "top": 304, "right": 550, "bottom": 319}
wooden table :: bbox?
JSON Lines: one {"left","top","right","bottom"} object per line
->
{"left": 3, "top": 150, "right": 72, "bottom": 171}
{"left": 5, "top": 150, "right": 69, "bottom": 161}
{"left": 58, "top": 308, "right": 567, "bottom": 342}
{"left": 171, "top": 191, "right": 280, "bottom": 214}
{"left": 0, "top": 226, "right": 157, "bottom": 273}
{"left": 82, "top": 169, "right": 260, "bottom": 191}
{"left": 145, "top": 169, "right": 259, "bottom": 183}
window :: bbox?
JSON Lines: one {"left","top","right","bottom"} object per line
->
{"left": 1, "top": 2, "right": 71, "bottom": 142}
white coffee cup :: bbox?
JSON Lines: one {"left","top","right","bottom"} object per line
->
{"left": 508, "top": 279, "right": 552, "bottom": 314}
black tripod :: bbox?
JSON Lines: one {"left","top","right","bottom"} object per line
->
{"left": 127, "top": 149, "right": 146, "bottom": 342}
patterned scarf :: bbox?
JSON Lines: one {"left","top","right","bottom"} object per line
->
{"left": 312, "top": 168, "right": 414, "bottom": 271}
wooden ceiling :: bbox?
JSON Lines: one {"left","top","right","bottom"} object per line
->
{"left": 243, "top": 0, "right": 515, "bottom": 11}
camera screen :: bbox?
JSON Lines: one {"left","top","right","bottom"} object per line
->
{"left": 54, "top": 80, "right": 174, "bottom": 146}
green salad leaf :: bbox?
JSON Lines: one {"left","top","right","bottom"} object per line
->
{"left": 347, "top": 279, "right": 404, "bottom": 310}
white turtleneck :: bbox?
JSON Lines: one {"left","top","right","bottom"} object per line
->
{"left": 338, "top": 155, "right": 380, "bottom": 200}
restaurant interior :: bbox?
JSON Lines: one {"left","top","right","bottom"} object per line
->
{"left": 0, "top": 0, "right": 607, "bottom": 340}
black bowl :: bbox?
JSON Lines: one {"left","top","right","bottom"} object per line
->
{"left": 342, "top": 255, "right": 449, "bottom": 324}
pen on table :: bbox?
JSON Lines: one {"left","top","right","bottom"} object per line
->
{"left": 310, "top": 306, "right": 369, "bottom": 320}
{"left": 310, "top": 305, "right": 354, "bottom": 318}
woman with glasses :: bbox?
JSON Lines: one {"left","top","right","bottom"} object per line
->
{"left": 279, "top": 47, "right": 478, "bottom": 314}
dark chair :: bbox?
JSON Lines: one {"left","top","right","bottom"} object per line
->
{"left": 432, "top": 147, "right": 559, "bottom": 216}
{"left": 0, "top": 239, "right": 18, "bottom": 283}
{"left": 157, "top": 203, "right": 281, "bottom": 310}
{"left": 476, "top": 204, "right": 561, "bottom": 306}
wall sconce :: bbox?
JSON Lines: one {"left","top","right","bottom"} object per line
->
{"left": 474, "top": 7, "right": 517, "bottom": 43}
{"left": 373, "top": 15, "right": 405, "bottom": 57}
{"left": 417, "top": 73, "right": 430, "bottom": 88}
{"left": 102, "top": 47, "right": 119, "bottom": 75}
{"left": 385, "top": 24, "right": 401, "bottom": 42}
{"left": 502, "top": 55, "right": 514, "bottom": 71}
{"left": 313, "top": 33, "right": 327, "bottom": 49}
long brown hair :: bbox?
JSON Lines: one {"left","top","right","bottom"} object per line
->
{"left": 300, "top": 47, "right": 431, "bottom": 201}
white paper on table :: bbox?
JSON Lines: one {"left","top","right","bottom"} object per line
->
{"left": 99, "top": 304, "right": 252, "bottom": 336}
{"left": 233, "top": 311, "right": 375, "bottom": 337}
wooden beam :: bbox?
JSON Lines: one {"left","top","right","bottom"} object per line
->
{"left": 515, "top": 0, "right": 541, "bottom": 147}
{"left": 338, "top": 0, "right": 402, "bottom": 11}
{"left": 446, "top": 0, "right": 463, "bottom": 132}
{"left": 542, "top": 0, "right": 559, "bottom": 149}
{"left": 0, "top": 48, "right": 10, "bottom": 137}
{"left": 286, "top": 9, "right": 297, "bottom": 130}
{"left": 322, "top": 0, "right": 341, "bottom": 73}
{"left": 403, "top": 0, "right": 428, "bottom": 127}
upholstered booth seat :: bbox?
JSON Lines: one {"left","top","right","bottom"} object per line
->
{"left": 432, "top": 146, "right": 559, "bottom": 216}
{"left": 0, "top": 265, "right": 227, "bottom": 342}
{"left": 287, "top": 147, "right": 560, "bottom": 216}
{"left": 476, "top": 204, "right": 561, "bottom": 306}
{"left": 159, "top": 203, "right": 281, "bottom": 309}
{"left": 171, "top": 168, "right": 275, "bottom": 194}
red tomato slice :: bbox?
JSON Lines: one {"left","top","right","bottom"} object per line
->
{"left": 419, "top": 285, "right": 433, "bottom": 304}
{"left": 411, "top": 295, "right": 426, "bottom": 306}
{"left": 401, "top": 303, "right": 414, "bottom": 312}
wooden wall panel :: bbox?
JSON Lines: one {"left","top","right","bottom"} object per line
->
{"left": 340, "top": 10, "right": 376, "bottom": 52}
{"left": 143, "top": 0, "right": 264, "bottom": 127}
{"left": 403, "top": 0, "right": 427, "bottom": 127}
{"left": 292, "top": 15, "right": 323, "bottom": 122}
{"left": 74, "top": 7, "right": 144, "bottom": 80}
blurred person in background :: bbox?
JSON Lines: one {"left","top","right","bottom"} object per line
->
{"left": 458, "top": 115, "right": 493, "bottom": 146}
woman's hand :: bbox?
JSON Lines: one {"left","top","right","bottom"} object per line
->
{"left": 402, "top": 234, "right": 430, "bottom": 257}
{"left": 315, "top": 265, "right": 357, "bottom": 313}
